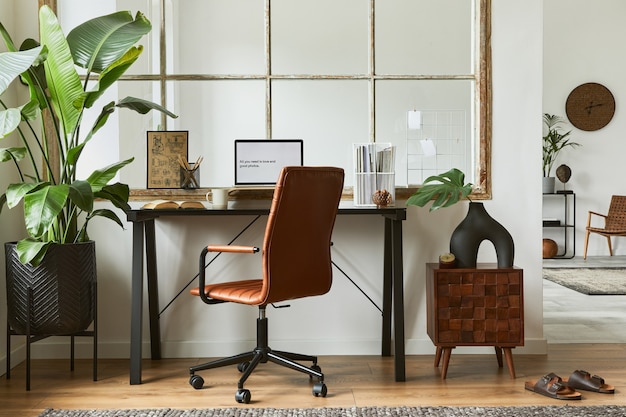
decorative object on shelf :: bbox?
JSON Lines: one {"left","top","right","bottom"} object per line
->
{"left": 449, "top": 202, "right": 514, "bottom": 268}
{"left": 407, "top": 168, "right": 514, "bottom": 268}
{"left": 179, "top": 156, "right": 203, "bottom": 189}
{"left": 372, "top": 189, "right": 392, "bottom": 207}
{"left": 543, "top": 114, "right": 580, "bottom": 194}
{"left": 438, "top": 252, "right": 456, "bottom": 269}
{"left": 566, "top": 82, "right": 615, "bottom": 131}
{"left": 542, "top": 238, "right": 558, "bottom": 259}
{"left": 555, "top": 164, "right": 572, "bottom": 193}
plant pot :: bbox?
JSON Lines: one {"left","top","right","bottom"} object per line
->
{"left": 449, "top": 202, "right": 515, "bottom": 268}
{"left": 542, "top": 177, "right": 556, "bottom": 194}
{"left": 5, "top": 241, "right": 96, "bottom": 335}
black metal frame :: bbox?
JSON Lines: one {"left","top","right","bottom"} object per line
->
{"left": 6, "top": 283, "right": 98, "bottom": 391}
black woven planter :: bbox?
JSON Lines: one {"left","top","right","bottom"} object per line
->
{"left": 5, "top": 241, "right": 96, "bottom": 335}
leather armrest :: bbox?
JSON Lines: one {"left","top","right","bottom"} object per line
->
{"left": 207, "top": 245, "right": 259, "bottom": 253}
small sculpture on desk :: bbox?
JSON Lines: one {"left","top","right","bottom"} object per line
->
{"left": 372, "top": 189, "right": 392, "bottom": 208}
{"left": 556, "top": 164, "right": 573, "bottom": 194}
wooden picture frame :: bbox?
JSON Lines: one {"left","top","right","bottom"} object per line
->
{"left": 147, "top": 131, "right": 189, "bottom": 189}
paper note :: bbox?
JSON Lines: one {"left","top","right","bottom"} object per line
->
{"left": 420, "top": 139, "right": 436, "bottom": 157}
{"left": 407, "top": 110, "right": 421, "bottom": 129}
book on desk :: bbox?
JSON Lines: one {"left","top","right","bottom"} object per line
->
{"left": 141, "top": 200, "right": 205, "bottom": 210}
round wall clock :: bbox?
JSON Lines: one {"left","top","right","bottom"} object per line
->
{"left": 565, "top": 82, "right": 615, "bottom": 131}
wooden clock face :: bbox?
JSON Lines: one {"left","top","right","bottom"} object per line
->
{"left": 565, "top": 82, "right": 615, "bottom": 131}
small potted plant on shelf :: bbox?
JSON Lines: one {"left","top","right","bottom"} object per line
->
{"left": 542, "top": 113, "right": 580, "bottom": 194}
{"left": 0, "top": 6, "right": 176, "bottom": 339}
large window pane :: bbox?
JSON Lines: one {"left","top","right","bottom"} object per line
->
{"left": 376, "top": 80, "right": 474, "bottom": 186}
{"left": 168, "top": 0, "right": 265, "bottom": 75}
{"left": 376, "top": 0, "right": 473, "bottom": 75}
{"left": 271, "top": 0, "right": 369, "bottom": 74}
{"left": 272, "top": 80, "right": 369, "bottom": 185}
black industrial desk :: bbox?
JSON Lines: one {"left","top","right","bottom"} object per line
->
{"left": 125, "top": 201, "right": 407, "bottom": 384}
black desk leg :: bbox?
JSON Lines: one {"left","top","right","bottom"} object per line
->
{"left": 130, "top": 221, "right": 145, "bottom": 385}
{"left": 391, "top": 217, "right": 406, "bottom": 382}
{"left": 144, "top": 220, "right": 162, "bottom": 360}
{"left": 382, "top": 219, "right": 393, "bottom": 357}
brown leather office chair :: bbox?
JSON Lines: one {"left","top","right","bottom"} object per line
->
{"left": 583, "top": 195, "right": 626, "bottom": 259}
{"left": 188, "top": 166, "right": 344, "bottom": 403}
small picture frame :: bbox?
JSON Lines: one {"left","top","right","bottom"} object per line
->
{"left": 147, "top": 131, "right": 189, "bottom": 189}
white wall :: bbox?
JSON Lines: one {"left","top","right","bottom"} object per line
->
{"left": 1, "top": 0, "right": 547, "bottom": 372}
{"left": 543, "top": 0, "right": 626, "bottom": 257}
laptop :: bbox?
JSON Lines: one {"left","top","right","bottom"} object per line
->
{"left": 234, "top": 139, "right": 303, "bottom": 187}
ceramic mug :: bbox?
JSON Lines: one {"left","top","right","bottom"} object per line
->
{"left": 206, "top": 188, "right": 231, "bottom": 209}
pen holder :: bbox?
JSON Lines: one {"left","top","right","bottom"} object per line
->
{"left": 180, "top": 163, "right": 200, "bottom": 189}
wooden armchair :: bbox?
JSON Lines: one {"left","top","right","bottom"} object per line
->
{"left": 583, "top": 195, "right": 626, "bottom": 259}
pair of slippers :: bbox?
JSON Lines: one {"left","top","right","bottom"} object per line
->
{"left": 525, "top": 370, "right": 615, "bottom": 400}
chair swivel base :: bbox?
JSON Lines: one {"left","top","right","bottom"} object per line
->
{"left": 188, "top": 315, "right": 327, "bottom": 403}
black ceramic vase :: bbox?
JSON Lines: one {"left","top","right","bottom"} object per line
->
{"left": 449, "top": 202, "right": 514, "bottom": 268}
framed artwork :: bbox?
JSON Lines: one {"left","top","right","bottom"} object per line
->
{"left": 147, "top": 131, "right": 189, "bottom": 188}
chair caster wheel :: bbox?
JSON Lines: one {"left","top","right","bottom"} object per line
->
{"left": 189, "top": 374, "right": 204, "bottom": 389}
{"left": 312, "top": 382, "right": 327, "bottom": 397}
{"left": 235, "top": 388, "right": 251, "bottom": 403}
{"left": 309, "top": 364, "right": 322, "bottom": 380}
{"left": 237, "top": 361, "right": 250, "bottom": 373}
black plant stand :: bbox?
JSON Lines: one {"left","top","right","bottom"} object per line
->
{"left": 6, "top": 283, "right": 98, "bottom": 391}
{"left": 4, "top": 241, "right": 99, "bottom": 391}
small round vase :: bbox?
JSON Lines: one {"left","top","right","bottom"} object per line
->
{"left": 449, "top": 202, "right": 515, "bottom": 268}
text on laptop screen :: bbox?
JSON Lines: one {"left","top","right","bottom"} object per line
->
{"left": 235, "top": 139, "right": 303, "bottom": 185}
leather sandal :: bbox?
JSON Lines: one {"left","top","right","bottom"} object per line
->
{"left": 524, "top": 373, "right": 582, "bottom": 400}
{"left": 565, "top": 370, "right": 615, "bottom": 394}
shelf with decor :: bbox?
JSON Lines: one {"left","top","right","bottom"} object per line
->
{"left": 542, "top": 191, "right": 576, "bottom": 259}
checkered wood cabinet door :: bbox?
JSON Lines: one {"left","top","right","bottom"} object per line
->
{"left": 426, "top": 264, "right": 524, "bottom": 347}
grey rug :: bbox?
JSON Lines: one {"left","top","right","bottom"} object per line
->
{"left": 543, "top": 268, "right": 626, "bottom": 295}
{"left": 37, "top": 406, "right": 626, "bottom": 417}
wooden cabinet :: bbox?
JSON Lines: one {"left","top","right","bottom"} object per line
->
{"left": 426, "top": 263, "right": 524, "bottom": 379}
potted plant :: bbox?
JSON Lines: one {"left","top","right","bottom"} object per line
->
{"left": 406, "top": 168, "right": 514, "bottom": 268}
{"left": 0, "top": 6, "right": 176, "bottom": 338}
{"left": 542, "top": 113, "right": 580, "bottom": 194}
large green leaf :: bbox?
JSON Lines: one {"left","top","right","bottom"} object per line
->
{"left": 0, "top": 109, "right": 21, "bottom": 139}
{"left": 0, "top": 147, "right": 26, "bottom": 162}
{"left": 5, "top": 182, "right": 45, "bottom": 209}
{"left": 67, "top": 11, "right": 151, "bottom": 74}
{"left": 68, "top": 179, "right": 94, "bottom": 212}
{"left": 82, "top": 47, "right": 142, "bottom": 109}
{"left": 86, "top": 158, "right": 134, "bottom": 192}
{"left": 116, "top": 96, "right": 178, "bottom": 118}
{"left": 16, "top": 238, "right": 51, "bottom": 266}
{"left": 0, "top": 47, "right": 43, "bottom": 96}
{"left": 39, "top": 5, "right": 84, "bottom": 137}
{"left": 23, "top": 183, "right": 69, "bottom": 238}
{"left": 406, "top": 168, "right": 473, "bottom": 211}
{"left": 96, "top": 182, "right": 131, "bottom": 210}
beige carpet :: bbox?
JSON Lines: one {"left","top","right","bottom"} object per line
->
{"left": 37, "top": 406, "right": 626, "bottom": 417}
{"left": 543, "top": 268, "right": 626, "bottom": 295}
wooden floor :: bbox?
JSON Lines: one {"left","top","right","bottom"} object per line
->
{"left": 2, "top": 344, "right": 626, "bottom": 416}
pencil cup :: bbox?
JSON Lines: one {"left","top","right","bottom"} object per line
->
{"left": 180, "top": 163, "right": 200, "bottom": 189}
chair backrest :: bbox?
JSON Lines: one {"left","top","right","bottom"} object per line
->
{"left": 258, "top": 166, "right": 344, "bottom": 305}
{"left": 606, "top": 195, "right": 626, "bottom": 231}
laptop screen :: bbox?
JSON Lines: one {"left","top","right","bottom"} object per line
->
{"left": 234, "top": 139, "right": 304, "bottom": 186}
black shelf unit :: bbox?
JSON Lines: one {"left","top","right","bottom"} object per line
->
{"left": 542, "top": 191, "right": 576, "bottom": 259}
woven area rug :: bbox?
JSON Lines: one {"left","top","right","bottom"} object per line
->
{"left": 37, "top": 406, "right": 626, "bottom": 417}
{"left": 543, "top": 268, "right": 626, "bottom": 295}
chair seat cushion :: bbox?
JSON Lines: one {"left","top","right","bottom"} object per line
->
{"left": 190, "top": 279, "right": 265, "bottom": 305}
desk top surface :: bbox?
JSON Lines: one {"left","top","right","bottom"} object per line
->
{"left": 126, "top": 200, "right": 406, "bottom": 222}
